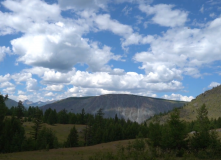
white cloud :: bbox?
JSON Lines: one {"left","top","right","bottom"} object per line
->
{"left": 209, "top": 13, "right": 216, "bottom": 18}
{"left": 134, "top": 16, "right": 221, "bottom": 79}
{"left": 0, "top": 74, "right": 11, "bottom": 83}
{"left": 208, "top": 82, "right": 220, "bottom": 88}
{"left": 58, "top": 0, "right": 109, "bottom": 11}
{"left": 11, "top": 73, "right": 32, "bottom": 84}
{"left": 45, "top": 92, "right": 55, "bottom": 97}
{"left": 26, "top": 78, "right": 39, "bottom": 91}
{"left": 44, "top": 85, "right": 64, "bottom": 91}
{"left": 94, "top": 14, "right": 133, "bottom": 37}
{"left": 17, "top": 95, "right": 28, "bottom": 101}
{"left": 139, "top": 4, "right": 188, "bottom": 27}
{"left": 41, "top": 69, "right": 76, "bottom": 84}
{"left": 0, "top": 82, "right": 14, "bottom": 88}
{"left": 18, "top": 90, "right": 25, "bottom": 95}
{"left": 3, "top": 87, "right": 16, "bottom": 94}
{"left": 162, "top": 93, "right": 194, "bottom": 102}
{"left": 122, "top": 5, "right": 132, "bottom": 15}
{"left": 0, "top": 46, "right": 11, "bottom": 62}
{"left": 200, "top": 5, "right": 204, "bottom": 13}
{"left": 0, "top": 0, "right": 61, "bottom": 34}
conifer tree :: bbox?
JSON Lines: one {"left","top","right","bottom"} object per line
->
{"left": 161, "top": 109, "right": 187, "bottom": 151}
{"left": 30, "top": 109, "right": 43, "bottom": 141}
{"left": 190, "top": 104, "right": 221, "bottom": 153}
{"left": 65, "top": 126, "right": 78, "bottom": 147}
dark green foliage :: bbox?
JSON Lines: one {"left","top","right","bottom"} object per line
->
{"left": 65, "top": 126, "right": 78, "bottom": 147}
{"left": 36, "top": 127, "right": 58, "bottom": 150}
{"left": 30, "top": 109, "right": 43, "bottom": 140}
{"left": 0, "top": 94, "right": 7, "bottom": 133}
{"left": 190, "top": 104, "right": 221, "bottom": 156}
{"left": 48, "top": 109, "right": 57, "bottom": 125}
{"left": 58, "top": 109, "right": 68, "bottom": 124}
{"left": 0, "top": 116, "right": 26, "bottom": 153}
{"left": 147, "top": 122, "right": 162, "bottom": 147}
{"left": 161, "top": 109, "right": 187, "bottom": 151}
{"left": 16, "top": 100, "right": 25, "bottom": 120}
{"left": 80, "top": 108, "right": 86, "bottom": 124}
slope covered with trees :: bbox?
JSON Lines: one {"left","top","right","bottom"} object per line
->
{"left": 41, "top": 94, "right": 187, "bottom": 123}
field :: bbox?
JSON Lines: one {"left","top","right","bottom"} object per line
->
{"left": 0, "top": 139, "right": 135, "bottom": 160}
{"left": 23, "top": 122, "right": 86, "bottom": 143}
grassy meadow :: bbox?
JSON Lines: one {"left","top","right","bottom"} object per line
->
{"left": 0, "top": 139, "right": 135, "bottom": 160}
{"left": 23, "top": 122, "right": 86, "bottom": 143}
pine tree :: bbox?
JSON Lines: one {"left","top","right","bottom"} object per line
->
{"left": 16, "top": 100, "right": 25, "bottom": 121}
{"left": 80, "top": 108, "right": 85, "bottom": 124}
{"left": 190, "top": 104, "right": 221, "bottom": 155}
{"left": 65, "top": 126, "right": 78, "bottom": 147}
{"left": 161, "top": 109, "right": 187, "bottom": 151}
{"left": 0, "top": 94, "right": 7, "bottom": 152}
{"left": 30, "top": 109, "right": 43, "bottom": 141}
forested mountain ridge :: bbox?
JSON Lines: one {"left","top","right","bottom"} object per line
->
{"left": 4, "top": 98, "right": 18, "bottom": 109}
{"left": 40, "top": 94, "right": 187, "bottom": 123}
{"left": 150, "top": 85, "right": 221, "bottom": 123}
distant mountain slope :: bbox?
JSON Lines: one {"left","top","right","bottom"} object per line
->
{"left": 151, "top": 85, "right": 221, "bottom": 123}
{"left": 23, "top": 100, "right": 56, "bottom": 108}
{"left": 5, "top": 98, "right": 18, "bottom": 108}
{"left": 4, "top": 98, "right": 56, "bottom": 108}
{"left": 40, "top": 94, "right": 187, "bottom": 123}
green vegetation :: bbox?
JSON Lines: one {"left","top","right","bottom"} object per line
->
{"left": 1, "top": 92, "right": 221, "bottom": 159}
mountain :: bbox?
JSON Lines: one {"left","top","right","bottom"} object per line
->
{"left": 5, "top": 98, "right": 18, "bottom": 108}
{"left": 40, "top": 94, "right": 187, "bottom": 123}
{"left": 150, "top": 85, "right": 221, "bottom": 123}
{"left": 23, "top": 100, "right": 56, "bottom": 108}
{"left": 4, "top": 98, "right": 56, "bottom": 108}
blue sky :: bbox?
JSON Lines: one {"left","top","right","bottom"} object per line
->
{"left": 0, "top": 0, "right": 221, "bottom": 102}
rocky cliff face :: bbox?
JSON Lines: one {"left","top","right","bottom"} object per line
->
{"left": 41, "top": 94, "right": 187, "bottom": 123}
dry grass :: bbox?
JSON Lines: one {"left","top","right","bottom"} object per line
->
{"left": 23, "top": 122, "right": 86, "bottom": 143}
{"left": 0, "top": 139, "right": 135, "bottom": 160}
{"left": 147, "top": 85, "right": 221, "bottom": 124}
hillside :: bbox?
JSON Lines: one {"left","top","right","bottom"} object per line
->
{"left": 40, "top": 94, "right": 187, "bottom": 123}
{"left": 151, "top": 85, "right": 221, "bottom": 123}
{"left": 5, "top": 98, "right": 18, "bottom": 108}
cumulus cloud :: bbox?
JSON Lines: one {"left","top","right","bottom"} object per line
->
{"left": 139, "top": 4, "right": 188, "bottom": 27}
{"left": 11, "top": 73, "right": 32, "bottom": 84}
{"left": 162, "top": 93, "right": 194, "bottom": 102}
{"left": 208, "top": 82, "right": 220, "bottom": 88}
{"left": 0, "top": 82, "right": 14, "bottom": 88}
{"left": 26, "top": 78, "right": 39, "bottom": 91}
{"left": 44, "top": 85, "right": 64, "bottom": 91}
{"left": 134, "top": 16, "right": 221, "bottom": 79}
{"left": 3, "top": 87, "right": 16, "bottom": 94}
{"left": 58, "top": 0, "right": 109, "bottom": 11}
{"left": 0, "top": 46, "right": 11, "bottom": 62}
{"left": 45, "top": 92, "right": 55, "bottom": 97}
{"left": 0, "top": 74, "right": 11, "bottom": 83}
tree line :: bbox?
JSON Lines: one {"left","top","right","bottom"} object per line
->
{"left": 1, "top": 94, "right": 221, "bottom": 159}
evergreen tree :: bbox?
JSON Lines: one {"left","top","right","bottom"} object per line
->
{"left": 30, "top": 109, "right": 43, "bottom": 141}
{"left": 147, "top": 122, "right": 162, "bottom": 147}
{"left": 48, "top": 109, "right": 57, "bottom": 125}
{"left": 161, "top": 109, "right": 187, "bottom": 151}
{"left": 1, "top": 116, "right": 26, "bottom": 153}
{"left": 36, "top": 127, "right": 58, "bottom": 150}
{"left": 58, "top": 109, "right": 68, "bottom": 124}
{"left": 43, "top": 108, "right": 52, "bottom": 123}
{"left": 65, "top": 126, "right": 78, "bottom": 147}
{"left": 16, "top": 100, "right": 25, "bottom": 120}
{"left": 0, "top": 94, "right": 8, "bottom": 152}
{"left": 80, "top": 108, "right": 86, "bottom": 124}
{"left": 190, "top": 104, "right": 221, "bottom": 154}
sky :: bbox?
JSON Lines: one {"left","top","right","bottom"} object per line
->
{"left": 0, "top": 0, "right": 221, "bottom": 102}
